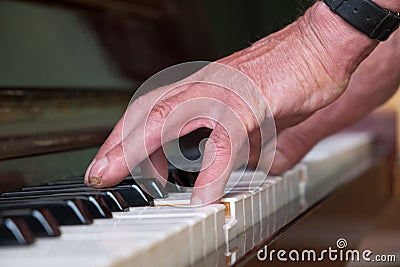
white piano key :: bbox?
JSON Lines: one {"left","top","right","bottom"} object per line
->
{"left": 113, "top": 205, "right": 221, "bottom": 256}
{"left": 223, "top": 218, "right": 237, "bottom": 243}
{"left": 90, "top": 214, "right": 204, "bottom": 263}
{"left": 241, "top": 192, "right": 252, "bottom": 230}
{"left": 250, "top": 189, "right": 261, "bottom": 226}
{"left": 283, "top": 166, "right": 302, "bottom": 201}
{"left": 198, "top": 205, "right": 226, "bottom": 249}
{"left": 0, "top": 237, "right": 158, "bottom": 267}
{"left": 275, "top": 176, "right": 285, "bottom": 209}
{"left": 221, "top": 193, "right": 245, "bottom": 234}
{"left": 225, "top": 190, "right": 252, "bottom": 231}
{"left": 0, "top": 205, "right": 228, "bottom": 266}
{"left": 264, "top": 177, "right": 278, "bottom": 213}
{"left": 257, "top": 185, "right": 268, "bottom": 219}
{"left": 226, "top": 187, "right": 261, "bottom": 227}
{"left": 153, "top": 193, "right": 191, "bottom": 206}
{"left": 281, "top": 173, "right": 289, "bottom": 204}
{"left": 302, "top": 132, "right": 373, "bottom": 192}
{"left": 226, "top": 170, "right": 267, "bottom": 189}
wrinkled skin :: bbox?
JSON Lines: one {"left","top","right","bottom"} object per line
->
{"left": 85, "top": 1, "right": 400, "bottom": 205}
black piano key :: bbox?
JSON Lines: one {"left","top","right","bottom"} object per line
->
{"left": 168, "top": 169, "right": 198, "bottom": 187}
{"left": 0, "top": 208, "right": 60, "bottom": 238}
{"left": 124, "top": 177, "right": 168, "bottom": 199}
{"left": 48, "top": 180, "right": 84, "bottom": 186}
{"left": 47, "top": 177, "right": 85, "bottom": 185}
{"left": 0, "top": 195, "right": 112, "bottom": 219}
{"left": 27, "top": 177, "right": 165, "bottom": 199}
{"left": 165, "top": 181, "right": 185, "bottom": 193}
{"left": 9, "top": 184, "right": 152, "bottom": 208}
{"left": 51, "top": 176, "right": 84, "bottom": 182}
{"left": 0, "top": 199, "right": 93, "bottom": 225}
{"left": 0, "top": 217, "right": 35, "bottom": 246}
{"left": 37, "top": 176, "right": 166, "bottom": 199}
{"left": 78, "top": 191, "right": 128, "bottom": 212}
{"left": 111, "top": 185, "right": 153, "bottom": 207}
{"left": 1, "top": 189, "right": 130, "bottom": 211}
{"left": 22, "top": 184, "right": 86, "bottom": 191}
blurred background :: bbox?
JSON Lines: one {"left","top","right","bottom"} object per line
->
{"left": 0, "top": 0, "right": 313, "bottom": 88}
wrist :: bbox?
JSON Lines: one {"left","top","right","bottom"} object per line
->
{"left": 305, "top": 1, "right": 379, "bottom": 75}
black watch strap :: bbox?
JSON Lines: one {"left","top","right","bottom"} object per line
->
{"left": 323, "top": 0, "right": 400, "bottom": 41}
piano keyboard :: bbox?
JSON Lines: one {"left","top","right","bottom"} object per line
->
{"left": 0, "top": 132, "right": 373, "bottom": 267}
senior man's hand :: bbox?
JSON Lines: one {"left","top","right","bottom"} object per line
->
{"left": 85, "top": 1, "right": 400, "bottom": 205}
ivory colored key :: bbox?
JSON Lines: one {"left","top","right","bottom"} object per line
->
{"left": 263, "top": 178, "right": 277, "bottom": 214}
{"left": 274, "top": 176, "right": 285, "bottom": 210}
{"left": 91, "top": 216, "right": 204, "bottom": 265}
{"left": 113, "top": 205, "right": 225, "bottom": 255}
{"left": 223, "top": 218, "right": 238, "bottom": 243}
{"left": 220, "top": 193, "right": 245, "bottom": 236}
{"left": 202, "top": 205, "right": 226, "bottom": 250}
{"left": 0, "top": 206, "right": 225, "bottom": 267}
{"left": 257, "top": 185, "right": 267, "bottom": 220}
{"left": 154, "top": 193, "right": 191, "bottom": 206}
{"left": 302, "top": 132, "right": 372, "bottom": 193}
{"left": 250, "top": 189, "right": 261, "bottom": 226}
{"left": 0, "top": 233, "right": 171, "bottom": 267}
{"left": 61, "top": 222, "right": 192, "bottom": 266}
{"left": 227, "top": 187, "right": 261, "bottom": 228}
{"left": 225, "top": 171, "right": 268, "bottom": 190}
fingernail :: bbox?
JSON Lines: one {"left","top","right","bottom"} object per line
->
{"left": 88, "top": 157, "right": 108, "bottom": 186}
{"left": 89, "top": 176, "right": 102, "bottom": 186}
{"left": 190, "top": 196, "right": 204, "bottom": 206}
{"left": 85, "top": 159, "right": 96, "bottom": 184}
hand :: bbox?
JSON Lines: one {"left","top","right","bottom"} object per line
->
{"left": 85, "top": 1, "right": 390, "bottom": 205}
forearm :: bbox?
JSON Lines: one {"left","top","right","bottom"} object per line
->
{"left": 270, "top": 29, "right": 400, "bottom": 174}
{"left": 298, "top": 29, "right": 400, "bottom": 137}
{"left": 220, "top": 0, "right": 399, "bottom": 118}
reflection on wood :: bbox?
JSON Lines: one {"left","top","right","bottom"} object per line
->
{"left": 0, "top": 88, "right": 131, "bottom": 159}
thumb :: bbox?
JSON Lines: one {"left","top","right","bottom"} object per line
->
{"left": 270, "top": 126, "right": 318, "bottom": 175}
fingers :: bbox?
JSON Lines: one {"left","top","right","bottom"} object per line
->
{"left": 85, "top": 82, "right": 194, "bottom": 185}
{"left": 87, "top": 143, "right": 130, "bottom": 187}
{"left": 245, "top": 117, "right": 276, "bottom": 170}
{"left": 269, "top": 125, "right": 316, "bottom": 174}
{"left": 191, "top": 122, "right": 246, "bottom": 205}
{"left": 140, "top": 147, "right": 169, "bottom": 187}
{"left": 85, "top": 62, "right": 269, "bottom": 199}
{"left": 84, "top": 116, "right": 125, "bottom": 184}
{"left": 86, "top": 88, "right": 209, "bottom": 187}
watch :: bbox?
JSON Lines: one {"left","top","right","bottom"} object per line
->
{"left": 323, "top": 0, "right": 400, "bottom": 41}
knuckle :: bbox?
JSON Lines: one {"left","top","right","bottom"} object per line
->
{"left": 202, "top": 131, "right": 232, "bottom": 164}
{"left": 130, "top": 95, "right": 150, "bottom": 111}
{"left": 211, "top": 131, "right": 232, "bottom": 152}
{"left": 148, "top": 101, "right": 174, "bottom": 124}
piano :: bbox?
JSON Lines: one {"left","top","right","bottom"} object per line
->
{"left": 0, "top": 1, "right": 397, "bottom": 267}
